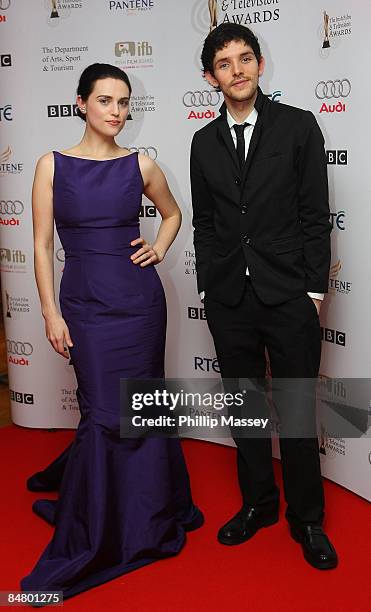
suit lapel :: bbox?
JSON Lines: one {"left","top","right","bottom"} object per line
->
{"left": 240, "top": 119, "right": 262, "bottom": 182}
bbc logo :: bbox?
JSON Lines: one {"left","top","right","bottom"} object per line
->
{"left": 326, "top": 150, "right": 348, "bottom": 165}
{"left": 47, "top": 104, "right": 78, "bottom": 118}
{"left": 188, "top": 306, "right": 206, "bottom": 320}
{"left": 139, "top": 205, "right": 157, "bottom": 218}
{"left": 320, "top": 327, "right": 346, "bottom": 347}
{"left": 0, "top": 54, "right": 11, "bottom": 67}
{"left": 10, "top": 389, "right": 34, "bottom": 404}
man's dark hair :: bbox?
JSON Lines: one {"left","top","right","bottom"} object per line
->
{"left": 201, "top": 23, "right": 262, "bottom": 75}
{"left": 76, "top": 63, "right": 132, "bottom": 121}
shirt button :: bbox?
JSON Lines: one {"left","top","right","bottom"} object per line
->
{"left": 235, "top": 177, "right": 241, "bottom": 185}
{"left": 241, "top": 204, "right": 248, "bottom": 214}
{"left": 242, "top": 234, "right": 251, "bottom": 245}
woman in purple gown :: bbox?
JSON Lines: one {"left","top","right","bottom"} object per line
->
{"left": 21, "top": 64, "right": 203, "bottom": 599}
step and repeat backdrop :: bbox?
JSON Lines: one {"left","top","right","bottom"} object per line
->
{"left": 1, "top": 0, "right": 370, "bottom": 500}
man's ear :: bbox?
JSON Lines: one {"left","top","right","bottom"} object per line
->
{"left": 258, "top": 56, "right": 265, "bottom": 77}
{"left": 204, "top": 70, "right": 219, "bottom": 89}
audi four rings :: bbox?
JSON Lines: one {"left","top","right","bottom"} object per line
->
{"left": 183, "top": 91, "right": 221, "bottom": 107}
{"left": 129, "top": 147, "right": 158, "bottom": 160}
{"left": 0, "top": 200, "right": 24, "bottom": 214}
{"left": 7, "top": 341, "right": 33, "bottom": 356}
{"left": 315, "top": 79, "right": 351, "bottom": 99}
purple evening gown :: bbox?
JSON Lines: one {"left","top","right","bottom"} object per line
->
{"left": 21, "top": 152, "right": 203, "bottom": 599}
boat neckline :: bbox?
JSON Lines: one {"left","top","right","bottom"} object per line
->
{"left": 54, "top": 150, "right": 137, "bottom": 162}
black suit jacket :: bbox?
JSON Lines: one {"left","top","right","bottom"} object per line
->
{"left": 190, "top": 88, "right": 331, "bottom": 306}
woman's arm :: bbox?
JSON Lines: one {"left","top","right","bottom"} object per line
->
{"left": 131, "top": 155, "right": 182, "bottom": 267}
{"left": 32, "top": 153, "right": 73, "bottom": 357}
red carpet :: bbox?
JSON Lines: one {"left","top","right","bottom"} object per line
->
{"left": 0, "top": 425, "right": 370, "bottom": 611}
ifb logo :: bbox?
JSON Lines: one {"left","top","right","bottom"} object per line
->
{"left": 47, "top": 104, "right": 78, "bottom": 118}
{"left": 188, "top": 306, "right": 206, "bottom": 320}
{"left": 326, "top": 150, "right": 348, "bottom": 165}
{"left": 0, "top": 54, "right": 11, "bottom": 67}
{"left": 320, "top": 327, "right": 346, "bottom": 347}
{"left": 115, "top": 41, "right": 152, "bottom": 57}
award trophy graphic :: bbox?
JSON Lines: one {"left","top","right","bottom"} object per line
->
{"left": 319, "top": 423, "right": 327, "bottom": 455}
{"left": 5, "top": 291, "right": 11, "bottom": 318}
{"left": 50, "top": 0, "right": 59, "bottom": 19}
{"left": 208, "top": 0, "right": 218, "bottom": 32}
{"left": 322, "top": 11, "right": 330, "bottom": 48}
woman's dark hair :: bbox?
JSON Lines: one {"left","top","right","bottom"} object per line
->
{"left": 201, "top": 23, "right": 262, "bottom": 75}
{"left": 76, "top": 63, "right": 132, "bottom": 121}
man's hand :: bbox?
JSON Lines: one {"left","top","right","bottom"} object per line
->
{"left": 311, "top": 298, "right": 322, "bottom": 315}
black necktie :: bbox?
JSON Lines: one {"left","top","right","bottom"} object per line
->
{"left": 233, "top": 123, "right": 248, "bottom": 168}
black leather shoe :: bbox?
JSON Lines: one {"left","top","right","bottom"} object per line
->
{"left": 217, "top": 506, "right": 279, "bottom": 545}
{"left": 290, "top": 525, "right": 338, "bottom": 569}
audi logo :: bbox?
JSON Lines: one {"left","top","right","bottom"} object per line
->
{"left": 56, "top": 248, "right": 65, "bottom": 262}
{"left": 129, "top": 146, "right": 158, "bottom": 160}
{"left": 315, "top": 79, "right": 351, "bottom": 99}
{"left": 7, "top": 340, "right": 33, "bottom": 356}
{"left": 183, "top": 90, "right": 221, "bottom": 107}
{"left": 0, "top": 0, "right": 11, "bottom": 9}
{"left": 0, "top": 200, "right": 24, "bottom": 215}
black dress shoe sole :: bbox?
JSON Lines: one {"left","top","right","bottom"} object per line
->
{"left": 290, "top": 527, "right": 338, "bottom": 569}
{"left": 217, "top": 515, "right": 279, "bottom": 546}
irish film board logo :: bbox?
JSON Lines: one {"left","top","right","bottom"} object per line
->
{"left": 319, "top": 9, "right": 352, "bottom": 59}
{"left": 114, "top": 41, "right": 153, "bottom": 69}
{"left": 44, "top": 0, "right": 84, "bottom": 27}
{"left": 0, "top": 247, "right": 26, "bottom": 273}
{"left": 0, "top": 146, "right": 24, "bottom": 176}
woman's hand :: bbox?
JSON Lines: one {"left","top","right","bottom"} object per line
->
{"left": 130, "top": 237, "right": 164, "bottom": 267}
{"left": 44, "top": 312, "right": 74, "bottom": 359}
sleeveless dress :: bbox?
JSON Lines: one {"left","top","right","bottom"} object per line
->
{"left": 20, "top": 152, "right": 203, "bottom": 599}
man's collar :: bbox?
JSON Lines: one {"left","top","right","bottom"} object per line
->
{"left": 226, "top": 106, "right": 258, "bottom": 129}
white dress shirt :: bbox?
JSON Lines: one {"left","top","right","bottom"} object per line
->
{"left": 199, "top": 106, "right": 324, "bottom": 302}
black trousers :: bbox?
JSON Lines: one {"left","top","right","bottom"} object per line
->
{"left": 204, "top": 279, "right": 325, "bottom": 527}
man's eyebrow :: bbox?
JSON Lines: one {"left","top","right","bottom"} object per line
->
{"left": 215, "top": 51, "right": 254, "bottom": 63}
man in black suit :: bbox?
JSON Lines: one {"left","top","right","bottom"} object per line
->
{"left": 190, "top": 23, "right": 337, "bottom": 569}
